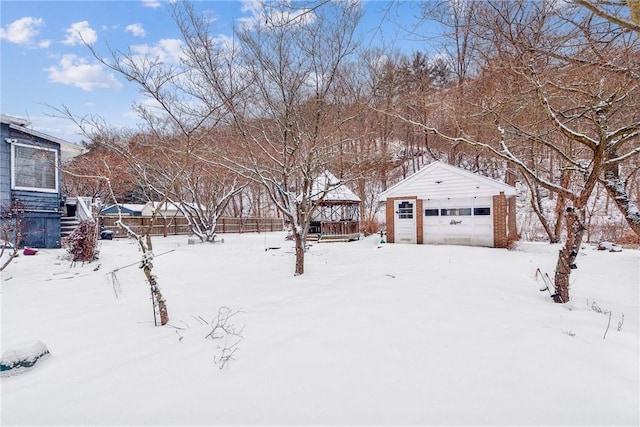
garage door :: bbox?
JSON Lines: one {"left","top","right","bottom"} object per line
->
{"left": 394, "top": 199, "right": 417, "bottom": 244}
{"left": 422, "top": 197, "right": 493, "bottom": 246}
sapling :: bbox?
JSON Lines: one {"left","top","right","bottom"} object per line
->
{"left": 206, "top": 307, "right": 245, "bottom": 370}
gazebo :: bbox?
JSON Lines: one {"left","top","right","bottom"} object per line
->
{"left": 308, "top": 171, "right": 361, "bottom": 242}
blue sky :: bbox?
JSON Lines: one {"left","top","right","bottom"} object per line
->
{"left": 1, "top": 1, "right": 433, "bottom": 143}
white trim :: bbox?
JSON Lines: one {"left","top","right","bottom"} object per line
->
{"left": 76, "top": 197, "right": 94, "bottom": 221}
{"left": 4, "top": 120, "right": 85, "bottom": 161}
{"left": 393, "top": 199, "right": 417, "bottom": 244}
{"left": 10, "top": 142, "right": 59, "bottom": 193}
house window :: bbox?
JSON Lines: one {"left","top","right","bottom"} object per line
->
{"left": 11, "top": 143, "right": 58, "bottom": 192}
{"left": 441, "top": 208, "right": 472, "bottom": 216}
{"left": 424, "top": 209, "right": 439, "bottom": 216}
{"left": 397, "top": 201, "right": 414, "bottom": 219}
{"left": 474, "top": 207, "right": 491, "bottom": 216}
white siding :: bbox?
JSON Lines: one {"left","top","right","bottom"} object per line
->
{"left": 379, "top": 162, "right": 515, "bottom": 247}
{"left": 423, "top": 196, "right": 493, "bottom": 246}
{"left": 379, "top": 162, "right": 516, "bottom": 201}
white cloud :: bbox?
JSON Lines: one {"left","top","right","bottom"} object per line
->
{"left": 62, "top": 21, "right": 97, "bottom": 46}
{"left": 238, "top": 0, "right": 315, "bottom": 30}
{"left": 125, "top": 23, "right": 146, "bottom": 37}
{"left": 38, "top": 39, "right": 52, "bottom": 48}
{"left": 240, "top": 0, "right": 260, "bottom": 14}
{"left": 24, "top": 115, "right": 87, "bottom": 144}
{"left": 45, "top": 54, "right": 122, "bottom": 91}
{"left": 0, "top": 17, "right": 44, "bottom": 45}
{"left": 130, "top": 38, "right": 184, "bottom": 64}
{"left": 142, "top": 0, "right": 161, "bottom": 8}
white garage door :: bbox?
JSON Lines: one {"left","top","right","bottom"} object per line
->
{"left": 422, "top": 197, "right": 493, "bottom": 246}
{"left": 394, "top": 199, "right": 417, "bottom": 244}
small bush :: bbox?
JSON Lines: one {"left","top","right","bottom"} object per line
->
{"left": 361, "top": 219, "right": 381, "bottom": 236}
{"left": 62, "top": 220, "right": 98, "bottom": 262}
{"left": 616, "top": 230, "right": 640, "bottom": 248}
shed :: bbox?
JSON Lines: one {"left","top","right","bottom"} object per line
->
{"left": 101, "top": 201, "right": 183, "bottom": 217}
{"left": 378, "top": 161, "right": 517, "bottom": 248}
{"left": 101, "top": 204, "right": 146, "bottom": 216}
{"left": 309, "top": 171, "right": 361, "bottom": 242}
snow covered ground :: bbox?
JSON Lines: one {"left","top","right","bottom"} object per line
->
{"left": 1, "top": 232, "right": 638, "bottom": 426}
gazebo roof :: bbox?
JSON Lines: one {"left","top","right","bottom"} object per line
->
{"left": 311, "top": 171, "right": 361, "bottom": 202}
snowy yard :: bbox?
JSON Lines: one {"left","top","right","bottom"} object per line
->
{"left": 1, "top": 232, "right": 638, "bottom": 426}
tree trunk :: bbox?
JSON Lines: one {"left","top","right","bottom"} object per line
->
{"left": 293, "top": 231, "right": 305, "bottom": 276}
{"left": 141, "top": 233, "right": 169, "bottom": 325}
{"left": 530, "top": 194, "right": 556, "bottom": 242}
{"left": 552, "top": 169, "right": 571, "bottom": 242}
{"left": 553, "top": 207, "right": 586, "bottom": 303}
{"left": 143, "top": 267, "right": 169, "bottom": 325}
{"left": 521, "top": 173, "right": 557, "bottom": 242}
{"left": 603, "top": 168, "right": 640, "bottom": 237}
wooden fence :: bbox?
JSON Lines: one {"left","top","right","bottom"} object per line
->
{"left": 100, "top": 216, "right": 284, "bottom": 238}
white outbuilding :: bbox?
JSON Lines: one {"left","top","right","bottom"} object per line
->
{"left": 378, "top": 161, "right": 517, "bottom": 248}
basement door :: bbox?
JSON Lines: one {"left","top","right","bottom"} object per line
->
{"left": 394, "top": 199, "right": 417, "bottom": 244}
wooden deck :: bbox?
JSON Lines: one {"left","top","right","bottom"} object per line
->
{"left": 318, "top": 233, "right": 360, "bottom": 243}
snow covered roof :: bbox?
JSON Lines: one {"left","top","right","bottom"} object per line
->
{"left": 102, "top": 203, "right": 146, "bottom": 213}
{"left": 311, "top": 171, "right": 361, "bottom": 202}
{"left": 148, "top": 201, "right": 181, "bottom": 211}
{"left": 1, "top": 114, "right": 86, "bottom": 162}
{"left": 378, "top": 161, "right": 516, "bottom": 201}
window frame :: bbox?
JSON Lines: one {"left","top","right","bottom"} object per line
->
{"left": 397, "top": 201, "right": 414, "bottom": 219}
{"left": 474, "top": 207, "right": 491, "bottom": 216}
{"left": 10, "top": 142, "right": 59, "bottom": 193}
{"left": 441, "top": 207, "right": 472, "bottom": 216}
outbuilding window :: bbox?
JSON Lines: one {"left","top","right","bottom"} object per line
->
{"left": 474, "top": 207, "right": 491, "bottom": 216}
{"left": 11, "top": 143, "right": 58, "bottom": 192}
{"left": 441, "top": 208, "right": 472, "bottom": 216}
{"left": 397, "top": 201, "right": 414, "bottom": 219}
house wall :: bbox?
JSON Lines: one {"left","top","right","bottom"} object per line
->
{"left": 493, "top": 192, "right": 508, "bottom": 248}
{"left": 380, "top": 162, "right": 517, "bottom": 248}
{"left": 416, "top": 199, "right": 423, "bottom": 244}
{"left": 1, "top": 123, "right": 13, "bottom": 207}
{"left": 386, "top": 194, "right": 512, "bottom": 248}
{"left": 508, "top": 195, "right": 518, "bottom": 243}
{"left": 384, "top": 196, "right": 421, "bottom": 244}
{"left": 1, "top": 123, "right": 62, "bottom": 248}
{"left": 385, "top": 199, "right": 394, "bottom": 243}
{"left": 380, "top": 162, "right": 515, "bottom": 201}
{"left": 21, "top": 212, "right": 61, "bottom": 248}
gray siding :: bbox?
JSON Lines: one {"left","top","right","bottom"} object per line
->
{"left": 21, "top": 212, "right": 62, "bottom": 248}
{"left": 0, "top": 122, "right": 62, "bottom": 248}
{"left": 1, "top": 124, "right": 12, "bottom": 207}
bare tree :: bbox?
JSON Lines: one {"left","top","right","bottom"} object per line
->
{"left": 175, "top": 0, "right": 365, "bottom": 275}
{"left": 421, "top": 0, "right": 481, "bottom": 89}
{"left": 167, "top": 145, "right": 246, "bottom": 243}
{"left": 54, "top": 2, "right": 255, "bottom": 322}
{"left": 0, "top": 199, "right": 26, "bottom": 272}
{"left": 391, "top": 0, "right": 640, "bottom": 303}
{"left": 57, "top": 119, "right": 180, "bottom": 325}
{"left": 574, "top": 0, "right": 640, "bottom": 32}
{"left": 63, "top": 141, "right": 138, "bottom": 204}
{"left": 236, "top": 0, "right": 364, "bottom": 275}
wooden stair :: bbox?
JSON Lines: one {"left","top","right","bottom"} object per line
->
{"left": 318, "top": 233, "right": 360, "bottom": 243}
{"left": 60, "top": 217, "right": 80, "bottom": 238}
